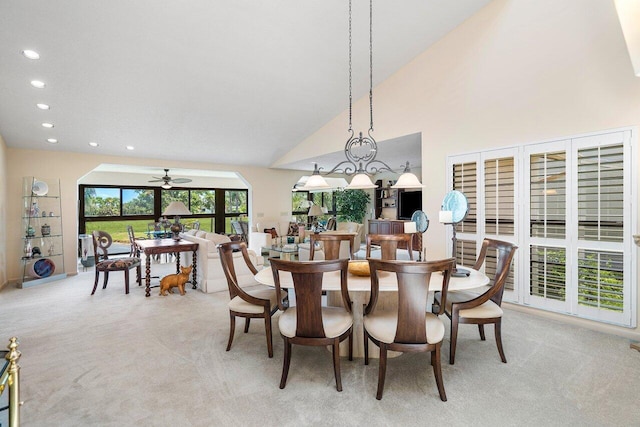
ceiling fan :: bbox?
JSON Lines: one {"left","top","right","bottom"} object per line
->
{"left": 148, "top": 169, "right": 192, "bottom": 188}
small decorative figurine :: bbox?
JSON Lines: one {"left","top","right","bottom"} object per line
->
{"left": 42, "top": 211, "right": 47, "bottom": 217}
{"left": 26, "top": 226, "right": 35, "bottom": 237}
{"left": 159, "top": 265, "right": 193, "bottom": 296}
{"left": 41, "top": 224, "right": 51, "bottom": 236}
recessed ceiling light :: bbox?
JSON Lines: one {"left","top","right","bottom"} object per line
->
{"left": 46, "top": 138, "right": 58, "bottom": 144}
{"left": 36, "top": 103, "right": 50, "bottom": 110}
{"left": 41, "top": 122, "right": 54, "bottom": 128}
{"left": 126, "top": 146, "right": 135, "bottom": 150}
{"left": 30, "top": 80, "right": 46, "bottom": 89}
{"left": 89, "top": 142, "right": 99, "bottom": 147}
{"left": 22, "top": 50, "right": 40, "bottom": 60}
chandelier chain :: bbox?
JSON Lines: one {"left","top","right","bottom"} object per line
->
{"left": 369, "top": 0, "right": 373, "bottom": 132}
{"left": 348, "top": 0, "right": 353, "bottom": 132}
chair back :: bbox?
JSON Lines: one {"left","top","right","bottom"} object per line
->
{"left": 473, "top": 238, "right": 518, "bottom": 306}
{"left": 126, "top": 225, "right": 138, "bottom": 257}
{"left": 326, "top": 217, "right": 336, "bottom": 231}
{"left": 310, "top": 234, "right": 354, "bottom": 260}
{"left": 270, "top": 259, "right": 351, "bottom": 338}
{"left": 366, "top": 234, "right": 414, "bottom": 260}
{"left": 366, "top": 258, "right": 455, "bottom": 343}
{"left": 191, "top": 221, "right": 200, "bottom": 230}
{"left": 92, "top": 230, "right": 113, "bottom": 261}
{"left": 218, "top": 241, "right": 259, "bottom": 300}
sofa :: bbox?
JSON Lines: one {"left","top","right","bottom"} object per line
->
{"left": 248, "top": 219, "right": 306, "bottom": 256}
{"left": 179, "top": 229, "right": 264, "bottom": 293}
{"left": 298, "top": 222, "right": 363, "bottom": 261}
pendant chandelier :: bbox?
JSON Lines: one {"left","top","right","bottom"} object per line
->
{"left": 301, "top": 0, "right": 423, "bottom": 191}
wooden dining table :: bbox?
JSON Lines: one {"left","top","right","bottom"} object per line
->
{"left": 254, "top": 261, "right": 489, "bottom": 358}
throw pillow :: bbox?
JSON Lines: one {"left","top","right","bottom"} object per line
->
{"left": 287, "top": 222, "right": 299, "bottom": 236}
{"left": 264, "top": 228, "right": 278, "bottom": 239}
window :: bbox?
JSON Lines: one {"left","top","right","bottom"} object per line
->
{"left": 122, "top": 189, "right": 154, "bottom": 216}
{"left": 447, "top": 128, "right": 636, "bottom": 327}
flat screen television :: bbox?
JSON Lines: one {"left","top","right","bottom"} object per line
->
{"left": 398, "top": 190, "right": 422, "bottom": 220}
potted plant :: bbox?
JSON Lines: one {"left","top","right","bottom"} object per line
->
{"left": 335, "top": 189, "right": 371, "bottom": 224}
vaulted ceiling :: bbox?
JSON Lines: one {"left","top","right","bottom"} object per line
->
{"left": 0, "top": 0, "right": 491, "bottom": 171}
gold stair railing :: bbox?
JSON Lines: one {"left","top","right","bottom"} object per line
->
{"left": 0, "top": 337, "right": 21, "bottom": 427}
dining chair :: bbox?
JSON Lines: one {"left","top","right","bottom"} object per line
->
{"left": 364, "top": 258, "right": 455, "bottom": 401}
{"left": 366, "top": 233, "right": 414, "bottom": 260}
{"left": 269, "top": 258, "right": 353, "bottom": 391}
{"left": 126, "top": 225, "right": 145, "bottom": 257}
{"left": 309, "top": 233, "right": 355, "bottom": 261}
{"left": 91, "top": 230, "right": 142, "bottom": 295}
{"left": 434, "top": 238, "right": 518, "bottom": 365}
{"left": 218, "top": 241, "right": 287, "bottom": 358}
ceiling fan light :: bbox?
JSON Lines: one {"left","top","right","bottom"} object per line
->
{"left": 346, "top": 173, "right": 377, "bottom": 189}
{"left": 161, "top": 183, "right": 172, "bottom": 189}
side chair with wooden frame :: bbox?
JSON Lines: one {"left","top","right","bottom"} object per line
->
{"left": 270, "top": 258, "right": 353, "bottom": 391}
{"left": 366, "top": 233, "right": 414, "bottom": 260}
{"left": 218, "top": 241, "right": 287, "bottom": 358}
{"left": 364, "top": 258, "right": 455, "bottom": 401}
{"left": 433, "top": 238, "right": 518, "bottom": 365}
{"left": 309, "top": 233, "right": 355, "bottom": 261}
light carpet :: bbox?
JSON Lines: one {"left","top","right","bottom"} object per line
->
{"left": 1, "top": 263, "right": 639, "bottom": 426}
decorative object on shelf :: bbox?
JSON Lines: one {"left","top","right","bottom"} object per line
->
{"left": 41, "top": 224, "right": 51, "bottom": 236}
{"left": 440, "top": 190, "right": 470, "bottom": 277}
{"left": 24, "top": 241, "right": 32, "bottom": 258}
{"left": 28, "top": 201, "right": 39, "bottom": 217}
{"left": 48, "top": 243, "right": 54, "bottom": 256}
{"left": 26, "top": 226, "right": 35, "bottom": 237}
{"left": 49, "top": 211, "right": 54, "bottom": 217}
{"left": 28, "top": 258, "right": 55, "bottom": 278}
{"left": 42, "top": 210, "right": 47, "bottom": 217}
{"left": 299, "top": 0, "right": 422, "bottom": 191}
{"left": 31, "top": 180, "right": 48, "bottom": 196}
{"left": 162, "top": 201, "right": 192, "bottom": 240}
{"left": 32, "top": 246, "right": 42, "bottom": 257}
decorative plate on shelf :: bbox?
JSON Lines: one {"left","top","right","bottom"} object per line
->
{"left": 32, "top": 180, "right": 49, "bottom": 196}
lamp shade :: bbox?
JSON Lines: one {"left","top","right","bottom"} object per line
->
{"left": 163, "top": 201, "right": 191, "bottom": 216}
{"left": 301, "top": 173, "right": 331, "bottom": 190}
{"left": 307, "top": 204, "right": 324, "bottom": 217}
{"left": 346, "top": 173, "right": 377, "bottom": 189}
{"left": 391, "top": 161, "right": 424, "bottom": 189}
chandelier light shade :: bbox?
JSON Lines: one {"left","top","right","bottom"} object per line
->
{"left": 391, "top": 162, "right": 424, "bottom": 189}
{"left": 300, "top": 0, "right": 423, "bottom": 191}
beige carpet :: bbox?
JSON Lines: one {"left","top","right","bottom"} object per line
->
{"left": 1, "top": 263, "right": 639, "bottom": 426}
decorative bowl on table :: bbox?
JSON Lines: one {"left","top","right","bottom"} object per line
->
{"left": 348, "top": 260, "right": 370, "bottom": 277}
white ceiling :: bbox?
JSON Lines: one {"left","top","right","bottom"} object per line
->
{"left": 0, "top": 0, "right": 491, "bottom": 172}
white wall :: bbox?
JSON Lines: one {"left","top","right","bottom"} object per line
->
{"left": 276, "top": 0, "right": 640, "bottom": 338}
{"left": 0, "top": 135, "right": 7, "bottom": 288}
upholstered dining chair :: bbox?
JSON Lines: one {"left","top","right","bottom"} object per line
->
{"left": 269, "top": 258, "right": 353, "bottom": 391}
{"left": 434, "top": 238, "right": 518, "bottom": 365}
{"left": 309, "top": 233, "right": 355, "bottom": 261}
{"left": 366, "top": 233, "right": 414, "bottom": 260}
{"left": 218, "top": 241, "right": 286, "bottom": 358}
{"left": 364, "top": 258, "right": 455, "bottom": 401}
{"left": 91, "top": 230, "right": 141, "bottom": 295}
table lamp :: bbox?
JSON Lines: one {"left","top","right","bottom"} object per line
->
{"left": 163, "top": 201, "right": 191, "bottom": 240}
{"left": 308, "top": 204, "right": 324, "bottom": 232}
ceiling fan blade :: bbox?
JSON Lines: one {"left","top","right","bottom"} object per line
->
{"left": 148, "top": 178, "right": 164, "bottom": 182}
{"left": 170, "top": 178, "right": 192, "bottom": 184}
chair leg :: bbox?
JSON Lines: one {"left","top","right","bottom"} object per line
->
{"left": 478, "top": 324, "right": 486, "bottom": 341}
{"left": 348, "top": 329, "right": 353, "bottom": 361}
{"left": 264, "top": 315, "right": 274, "bottom": 358}
{"left": 495, "top": 319, "right": 507, "bottom": 363}
{"left": 364, "top": 328, "right": 370, "bottom": 365}
{"left": 332, "top": 339, "right": 343, "bottom": 392}
{"left": 91, "top": 271, "right": 99, "bottom": 295}
{"left": 226, "top": 313, "right": 236, "bottom": 352}
{"left": 280, "top": 339, "right": 292, "bottom": 389}
{"left": 432, "top": 344, "right": 447, "bottom": 402}
{"left": 376, "top": 344, "right": 387, "bottom": 400}
{"left": 449, "top": 314, "right": 459, "bottom": 365}
{"left": 124, "top": 269, "right": 130, "bottom": 294}
{"left": 102, "top": 271, "right": 109, "bottom": 289}
{"left": 136, "top": 265, "right": 142, "bottom": 286}
{"left": 244, "top": 318, "right": 251, "bottom": 333}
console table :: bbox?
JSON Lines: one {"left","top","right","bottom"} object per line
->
{"left": 135, "top": 239, "right": 198, "bottom": 297}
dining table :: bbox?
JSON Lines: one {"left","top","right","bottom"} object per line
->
{"left": 254, "top": 261, "right": 489, "bottom": 358}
